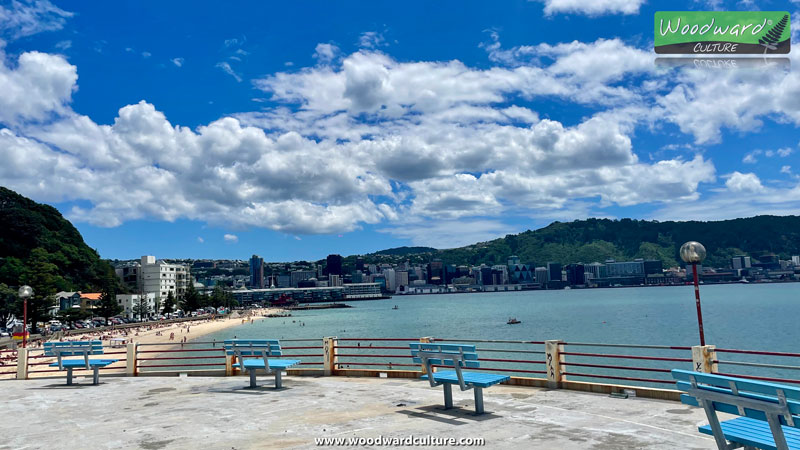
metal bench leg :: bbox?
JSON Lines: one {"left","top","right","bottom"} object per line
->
{"left": 93, "top": 367, "right": 100, "bottom": 385}
{"left": 443, "top": 384, "right": 453, "bottom": 409}
{"left": 249, "top": 369, "right": 257, "bottom": 388}
{"left": 474, "top": 387, "right": 484, "bottom": 414}
{"left": 66, "top": 368, "right": 73, "bottom": 386}
{"left": 275, "top": 370, "right": 282, "bottom": 389}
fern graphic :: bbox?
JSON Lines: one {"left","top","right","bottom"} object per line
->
{"left": 759, "top": 14, "right": 789, "bottom": 52}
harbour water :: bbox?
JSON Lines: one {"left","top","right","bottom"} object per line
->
{"left": 205, "top": 283, "right": 798, "bottom": 351}
{"left": 200, "top": 283, "right": 800, "bottom": 386}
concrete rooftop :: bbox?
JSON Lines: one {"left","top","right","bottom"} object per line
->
{"left": 1, "top": 375, "right": 719, "bottom": 449}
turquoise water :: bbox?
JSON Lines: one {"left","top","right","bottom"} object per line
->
{"left": 205, "top": 283, "right": 798, "bottom": 349}
{"left": 198, "top": 283, "right": 800, "bottom": 386}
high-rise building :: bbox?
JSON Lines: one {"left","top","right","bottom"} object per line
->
{"left": 249, "top": 254, "right": 265, "bottom": 289}
{"left": 291, "top": 270, "right": 316, "bottom": 287}
{"left": 326, "top": 254, "right": 343, "bottom": 276}
{"left": 382, "top": 268, "right": 396, "bottom": 291}
{"left": 395, "top": 271, "right": 409, "bottom": 289}
{"left": 138, "top": 255, "right": 191, "bottom": 301}
{"left": 428, "top": 259, "right": 444, "bottom": 284}
{"left": 507, "top": 255, "right": 520, "bottom": 266}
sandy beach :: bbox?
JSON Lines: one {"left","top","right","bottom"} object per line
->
{"left": 0, "top": 308, "right": 286, "bottom": 379}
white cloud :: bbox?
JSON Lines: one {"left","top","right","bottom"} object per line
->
{"left": 380, "top": 219, "right": 516, "bottom": 249}
{"left": 539, "top": 0, "right": 646, "bottom": 16}
{"left": 0, "top": 0, "right": 72, "bottom": 40}
{"left": 358, "top": 31, "right": 386, "bottom": 49}
{"left": 223, "top": 234, "right": 238, "bottom": 243}
{"left": 197, "top": 237, "right": 204, "bottom": 243}
{"left": 777, "top": 147, "right": 793, "bottom": 157}
{"left": 215, "top": 62, "right": 242, "bottom": 82}
{"left": 141, "top": 51, "right": 151, "bottom": 59}
{"left": 0, "top": 51, "right": 77, "bottom": 125}
{"left": 313, "top": 43, "right": 339, "bottom": 64}
{"left": 726, "top": 172, "right": 765, "bottom": 193}
{"left": 171, "top": 57, "right": 184, "bottom": 67}
{"left": 0, "top": 42, "right": 729, "bottom": 237}
{"left": 781, "top": 165, "right": 792, "bottom": 175}
{"left": 55, "top": 40, "right": 71, "bottom": 50}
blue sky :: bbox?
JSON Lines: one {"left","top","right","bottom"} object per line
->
{"left": 1, "top": 0, "right": 799, "bottom": 262}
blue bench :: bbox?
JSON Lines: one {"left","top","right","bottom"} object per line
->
{"left": 410, "top": 342, "right": 509, "bottom": 414}
{"left": 673, "top": 369, "right": 800, "bottom": 450}
{"left": 44, "top": 340, "right": 119, "bottom": 385}
{"left": 224, "top": 339, "right": 301, "bottom": 388}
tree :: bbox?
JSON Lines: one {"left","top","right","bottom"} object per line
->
{"left": 19, "top": 248, "right": 62, "bottom": 333}
{"left": 182, "top": 284, "right": 201, "bottom": 313}
{"left": 133, "top": 296, "right": 151, "bottom": 321}
{"left": 95, "top": 273, "right": 122, "bottom": 323}
{"left": 0, "top": 283, "right": 21, "bottom": 327}
{"left": 162, "top": 291, "right": 175, "bottom": 314}
{"left": 56, "top": 308, "right": 90, "bottom": 327}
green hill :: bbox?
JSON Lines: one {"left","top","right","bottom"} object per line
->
{"left": 353, "top": 216, "right": 800, "bottom": 268}
{"left": 0, "top": 186, "right": 114, "bottom": 292}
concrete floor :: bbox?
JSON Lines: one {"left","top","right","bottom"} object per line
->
{"left": 1, "top": 374, "right": 718, "bottom": 450}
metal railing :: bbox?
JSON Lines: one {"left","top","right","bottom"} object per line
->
{"left": 6, "top": 336, "right": 800, "bottom": 394}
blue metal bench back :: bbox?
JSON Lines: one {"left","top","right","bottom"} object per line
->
{"left": 673, "top": 369, "right": 800, "bottom": 428}
{"left": 409, "top": 343, "right": 480, "bottom": 369}
{"left": 224, "top": 339, "right": 283, "bottom": 357}
{"left": 44, "top": 341, "right": 104, "bottom": 357}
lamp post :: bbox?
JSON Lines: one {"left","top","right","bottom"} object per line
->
{"left": 680, "top": 241, "right": 707, "bottom": 346}
{"left": 18, "top": 285, "right": 33, "bottom": 348}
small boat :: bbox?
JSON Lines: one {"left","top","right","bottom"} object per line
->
{"left": 507, "top": 317, "right": 521, "bottom": 325}
{"left": 392, "top": 305, "right": 399, "bottom": 310}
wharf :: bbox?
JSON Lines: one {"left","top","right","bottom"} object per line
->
{"left": 0, "top": 375, "right": 719, "bottom": 449}
{"left": 286, "top": 303, "right": 352, "bottom": 310}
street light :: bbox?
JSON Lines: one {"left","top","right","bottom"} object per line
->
{"left": 18, "top": 285, "right": 33, "bottom": 348}
{"left": 680, "top": 241, "right": 707, "bottom": 346}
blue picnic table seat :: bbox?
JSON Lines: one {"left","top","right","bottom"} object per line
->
{"left": 410, "top": 342, "right": 509, "bottom": 414}
{"left": 224, "top": 339, "right": 300, "bottom": 388}
{"left": 44, "top": 340, "right": 119, "bottom": 385}
{"left": 673, "top": 369, "right": 800, "bottom": 450}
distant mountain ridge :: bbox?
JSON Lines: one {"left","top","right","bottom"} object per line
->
{"left": 354, "top": 216, "right": 800, "bottom": 268}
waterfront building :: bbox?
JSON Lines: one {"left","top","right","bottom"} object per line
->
{"left": 249, "top": 254, "right": 265, "bottom": 289}
{"left": 605, "top": 260, "right": 645, "bottom": 277}
{"left": 507, "top": 255, "right": 520, "bottom": 266}
{"left": 565, "top": 264, "right": 585, "bottom": 286}
{"left": 291, "top": 270, "right": 316, "bottom": 287}
{"left": 344, "top": 282, "right": 382, "bottom": 299}
{"left": 326, "top": 254, "right": 343, "bottom": 276}
{"left": 116, "top": 293, "right": 156, "bottom": 319}
{"left": 731, "top": 255, "right": 752, "bottom": 270}
{"left": 508, "top": 263, "right": 533, "bottom": 284}
{"left": 546, "top": 262, "right": 562, "bottom": 282}
{"left": 534, "top": 267, "right": 548, "bottom": 285}
{"left": 793, "top": 256, "right": 800, "bottom": 266}
{"left": 428, "top": 259, "right": 444, "bottom": 285}
{"left": 139, "top": 255, "right": 191, "bottom": 300}
{"left": 329, "top": 274, "right": 343, "bottom": 287}
{"left": 643, "top": 260, "right": 663, "bottom": 275}
{"left": 277, "top": 275, "right": 291, "bottom": 288}
{"left": 583, "top": 262, "right": 606, "bottom": 279}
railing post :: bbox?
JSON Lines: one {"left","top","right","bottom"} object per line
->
{"left": 692, "top": 344, "right": 717, "bottom": 373}
{"left": 419, "top": 337, "right": 433, "bottom": 375}
{"left": 16, "top": 347, "right": 28, "bottom": 380}
{"left": 225, "top": 353, "right": 234, "bottom": 376}
{"left": 126, "top": 342, "right": 138, "bottom": 376}
{"left": 545, "top": 340, "right": 563, "bottom": 389}
{"left": 323, "top": 336, "right": 338, "bottom": 376}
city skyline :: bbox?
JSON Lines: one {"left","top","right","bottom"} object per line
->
{"left": 1, "top": 1, "right": 799, "bottom": 261}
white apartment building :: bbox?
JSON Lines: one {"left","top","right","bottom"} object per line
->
{"left": 116, "top": 293, "right": 157, "bottom": 319}
{"left": 139, "top": 255, "right": 191, "bottom": 301}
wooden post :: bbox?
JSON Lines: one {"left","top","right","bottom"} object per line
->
{"left": 545, "top": 340, "right": 563, "bottom": 389}
{"left": 16, "top": 347, "right": 28, "bottom": 380}
{"left": 323, "top": 336, "right": 338, "bottom": 376}
{"left": 225, "top": 354, "right": 234, "bottom": 376}
{"left": 692, "top": 345, "right": 717, "bottom": 373}
{"left": 419, "top": 337, "right": 433, "bottom": 375}
{"left": 126, "top": 342, "right": 138, "bottom": 376}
